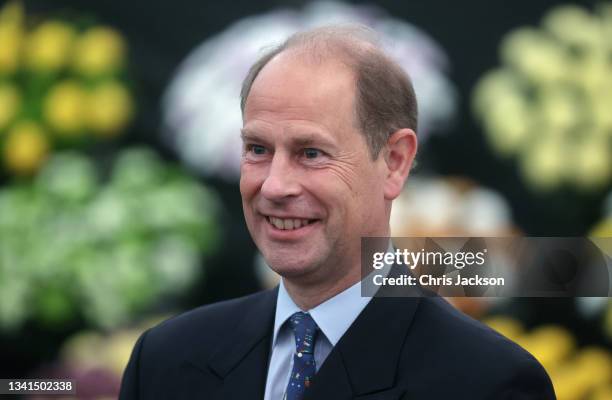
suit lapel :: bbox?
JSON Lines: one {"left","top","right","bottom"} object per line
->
{"left": 305, "top": 279, "right": 421, "bottom": 399}
{"left": 208, "top": 336, "right": 272, "bottom": 400}
{"left": 183, "top": 288, "right": 278, "bottom": 400}
{"left": 178, "top": 265, "right": 422, "bottom": 399}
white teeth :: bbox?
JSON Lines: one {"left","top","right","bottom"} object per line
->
{"left": 272, "top": 217, "right": 284, "bottom": 229}
{"left": 268, "top": 217, "right": 312, "bottom": 230}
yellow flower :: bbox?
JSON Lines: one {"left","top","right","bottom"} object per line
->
{"left": 549, "top": 365, "right": 592, "bottom": 400}
{"left": 568, "top": 49, "right": 609, "bottom": 95}
{"left": 475, "top": 3, "right": 612, "bottom": 192}
{"left": 520, "top": 138, "right": 566, "bottom": 191}
{"left": 24, "top": 20, "right": 76, "bottom": 72}
{"left": 482, "top": 316, "right": 524, "bottom": 342}
{"left": 603, "top": 4, "right": 612, "bottom": 44}
{"left": 590, "top": 84, "right": 612, "bottom": 132}
{"left": 590, "top": 219, "right": 612, "bottom": 237}
{"left": 519, "top": 325, "right": 575, "bottom": 372}
{"left": 87, "top": 81, "right": 133, "bottom": 136}
{"left": 43, "top": 80, "right": 86, "bottom": 135}
{"left": 537, "top": 85, "right": 581, "bottom": 131}
{"left": 73, "top": 27, "right": 126, "bottom": 76}
{"left": 484, "top": 93, "right": 531, "bottom": 156}
{"left": 3, "top": 121, "right": 50, "bottom": 175}
{"left": 0, "top": 83, "right": 21, "bottom": 130}
{"left": 544, "top": 5, "right": 600, "bottom": 49}
{"left": 472, "top": 69, "right": 522, "bottom": 118}
{"left": 573, "top": 347, "right": 612, "bottom": 389}
{"left": 502, "top": 28, "right": 568, "bottom": 84}
{"left": 104, "top": 330, "right": 141, "bottom": 375}
{"left": 0, "top": 1, "right": 23, "bottom": 24}
{"left": 0, "top": 1, "right": 25, "bottom": 74}
{"left": 606, "top": 301, "right": 612, "bottom": 341}
{"left": 570, "top": 138, "right": 611, "bottom": 190}
{"left": 592, "top": 385, "right": 612, "bottom": 400}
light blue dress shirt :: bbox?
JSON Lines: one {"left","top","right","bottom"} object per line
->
{"left": 263, "top": 241, "right": 394, "bottom": 400}
{"left": 263, "top": 278, "right": 372, "bottom": 400}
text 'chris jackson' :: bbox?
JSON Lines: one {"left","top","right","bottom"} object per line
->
{"left": 371, "top": 249, "right": 506, "bottom": 288}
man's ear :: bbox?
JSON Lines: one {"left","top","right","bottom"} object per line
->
{"left": 383, "top": 128, "right": 417, "bottom": 200}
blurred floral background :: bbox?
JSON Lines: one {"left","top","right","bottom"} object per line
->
{"left": 0, "top": 0, "right": 610, "bottom": 399}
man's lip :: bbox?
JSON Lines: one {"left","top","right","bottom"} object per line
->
{"left": 259, "top": 213, "right": 319, "bottom": 220}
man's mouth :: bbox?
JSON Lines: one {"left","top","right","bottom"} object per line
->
{"left": 265, "top": 216, "right": 317, "bottom": 230}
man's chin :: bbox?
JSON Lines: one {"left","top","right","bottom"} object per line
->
{"left": 264, "top": 253, "right": 325, "bottom": 281}
{"left": 268, "top": 261, "right": 318, "bottom": 279}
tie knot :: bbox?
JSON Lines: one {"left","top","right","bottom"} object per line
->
{"left": 288, "top": 312, "right": 318, "bottom": 354}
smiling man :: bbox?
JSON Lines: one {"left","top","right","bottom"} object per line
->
{"left": 120, "top": 25, "right": 555, "bottom": 400}
{"left": 239, "top": 35, "right": 411, "bottom": 311}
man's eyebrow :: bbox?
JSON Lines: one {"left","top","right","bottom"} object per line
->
{"left": 241, "top": 129, "right": 337, "bottom": 148}
{"left": 240, "top": 129, "right": 266, "bottom": 142}
{"left": 287, "top": 131, "right": 337, "bottom": 149}
{"left": 291, "top": 136, "right": 325, "bottom": 148}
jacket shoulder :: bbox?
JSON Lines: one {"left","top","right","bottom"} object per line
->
{"left": 119, "top": 289, "right": 277, "bottom": 399}
{"left": 414, "top": 296, "right": 536, "bottom": 361}
{"left": 143, "top": 289, "right": 276, "bottom": 358}
{"left": 405, "top": 296, "right": 555, "bottom": 398}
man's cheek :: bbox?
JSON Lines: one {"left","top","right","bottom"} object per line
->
{"left": 240, "top": 177, "right": 260, "bottom": 201}
{"left": 323, "top": 161, "right": 360, "bottom": 192}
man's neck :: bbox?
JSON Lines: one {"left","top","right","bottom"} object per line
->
{"left": 282, "top": 266, "right": 362, "bottom": 310}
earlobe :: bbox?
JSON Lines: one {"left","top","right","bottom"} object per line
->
{"left": 383, "top": 128, "right": 417, "bottom": 200}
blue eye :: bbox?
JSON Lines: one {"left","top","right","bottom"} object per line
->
{"left": 251, "top": 145, "right": 266, "bottom": 155}
{"left": 304, "top": 148, "right": 321, "bottom": 159}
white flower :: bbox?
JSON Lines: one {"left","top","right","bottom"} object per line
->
{"left": 163, "top": 1, "right": 457, "bottom": 181}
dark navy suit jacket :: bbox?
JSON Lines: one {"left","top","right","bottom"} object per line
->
{"left": 119, "top": 282, "right": 556, "bottom": 399}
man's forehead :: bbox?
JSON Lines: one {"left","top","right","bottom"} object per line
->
{"left": 242, "top": 50, "right": 361, "bottom": 147}
{"left": 250, "top": 51, "right": 356, "bottom": 98}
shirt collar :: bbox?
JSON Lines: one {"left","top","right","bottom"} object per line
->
{"left": 308, "top": 280, "right": 371, "bottom": 345}
{"left": 272, "top": 277, "right": 371, "bottom": 347}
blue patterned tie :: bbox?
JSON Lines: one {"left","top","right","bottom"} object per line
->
{"left": 285, "top": 312, "right": 319, "bottom": 400}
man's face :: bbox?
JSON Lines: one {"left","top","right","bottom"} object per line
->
{"left": 240, "top": 53, "right": 389, "bottom": 283}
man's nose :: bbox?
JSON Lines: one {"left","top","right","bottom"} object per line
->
{"left": 260, "top": 153, "right": 301, "bottom": 201}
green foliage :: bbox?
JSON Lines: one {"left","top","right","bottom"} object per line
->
{"left": 0, "top": 148, "right": 220, "bottom": 331}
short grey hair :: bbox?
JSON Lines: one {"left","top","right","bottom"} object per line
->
{"left": 240, "top": 24, "right": 418, "bottom": 159}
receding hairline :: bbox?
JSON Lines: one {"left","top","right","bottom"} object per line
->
{"left": 281, "top": 24, "right": 383, "bottom": 60}
{"left": 240, "top": 24, "right": 385, "bottom": 113}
